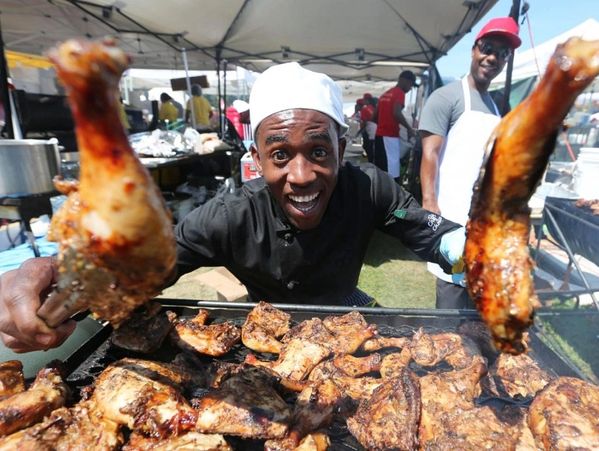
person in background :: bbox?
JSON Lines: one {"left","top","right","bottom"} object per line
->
{"left": 158, "top": 92, "right": 179, "bottom": 124}
{"left": 185, "top": 84, "right": 213, "bottom": 129}
{"left": 226, "top": 99, "right": 252, "bottom": 141}
{"left": 0, "top": 62, "right": 466, "bottom": 353}
{"left": 118, "top": 96, "right": 131, "bottom": 134}
{"left": 418, "top": 17, "right": 521, "bottom": 309}
{"left": 374, "top": 70, "right": 417, "bottom": 181}
{"left": 359, "top": 93, "right": 377, "bottom": 163}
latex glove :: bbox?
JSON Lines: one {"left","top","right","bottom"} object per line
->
{"left": 440, "top": 227, "right": 466, "bottom": 287}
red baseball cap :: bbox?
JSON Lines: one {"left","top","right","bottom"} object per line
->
{"left": 363, "top": 93, "right": 373, "bottom": 99}
{"left": 476, "top": 17, "right": 521, "bottom": 49}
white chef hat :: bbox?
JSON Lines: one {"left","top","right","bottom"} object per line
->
{"left": 249, "top": 62, "right": 348, "bottom": 137}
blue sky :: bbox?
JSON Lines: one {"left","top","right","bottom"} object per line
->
{"left": 436, "top": 0, "right": 598, "bottom": 80}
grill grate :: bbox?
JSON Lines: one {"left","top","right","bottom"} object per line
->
{"left": 62, "top": 303, "right": 584, "bottom": 450}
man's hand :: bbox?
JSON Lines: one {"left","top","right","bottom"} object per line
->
{"left": 440, "top": 227, "right": 467, "bottom": 287}
{"left": 422, "top": 197, "right": 441, "bottom": 215}
{"left": 0, "top": 258, "right": 76, "bottom": 353}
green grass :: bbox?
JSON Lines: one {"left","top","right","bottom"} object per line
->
{"left": 358, "top": 230, "right": 436, "bottom": 308}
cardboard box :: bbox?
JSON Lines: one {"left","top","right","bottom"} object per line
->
{"left": 194, "top": 267, "right": 248, "bottom": 302}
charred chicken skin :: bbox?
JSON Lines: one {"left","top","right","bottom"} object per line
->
{"left": 241, "top": 301, "right": 291, "bottom": 354}
{"left": 0, "top": 360, "right": 25, "bottom": 400}
{"left": 37, "top": 39, "right": 176, "bottom": 327}
{"left": 528, "top": 377, "right": 599, "bottom": 450}
{"left": 465, "top": 38, "right": 599, "bottom": 354}
{"left": 0, "top": 367, "right": 69, "bottom": 437}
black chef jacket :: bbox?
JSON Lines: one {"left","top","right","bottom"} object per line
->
{"left": 175, "top": 162, "right": 460, "bottom": 305}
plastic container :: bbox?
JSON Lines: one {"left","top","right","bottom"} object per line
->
{"left": 240, "top": 151, "right": 260, "bottom": 183}
{"left": 573, "top": 147, "right": 599, "bottom": 199}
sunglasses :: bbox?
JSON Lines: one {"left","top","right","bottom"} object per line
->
{"left": 477, "top": 41, "right": 512, "bottom": 60}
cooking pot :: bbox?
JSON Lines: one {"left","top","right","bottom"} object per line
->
{"left": 0, "top": 139, "right": 61, "bottom": 197}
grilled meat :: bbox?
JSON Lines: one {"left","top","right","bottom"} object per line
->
{"left": 347, "top": 369, "right": 421, "bottom": 451}
{"left": 171, "top": 311, "right": 241, "bottom": 357}
{"left": 409, "top": 329, "right": 481, "bottom": 370}
{"left": 331, "top": 353, "right": 382, "bottom": 377}
{"left": 528, "top": 377, "right": 599, "bottom": 450}
{"left": 418, "top": 357, "right": 531, "bottom": 450}
{"left": 192, "top": 366, "right": 291, "bottom": 439}
{"left": 91, "top": 359, "right": 197, "bottom": 437}
{"left": 322, "top": 311, "right": 377, "bottom": 354}
{"left": 38, "top": 39, "right": 176, "bottom": 328}
{"left": 485, "top": 353, "right": 553, "bottom": 399}
{"left": 111, "top": 302, "right": 174, "bottom": 354}
{"left": 380, "top": 349, "right": 412, "bottom": 379}
{"left": 241, "top": 302, "right": 291, "bottom": 354}
{"left": 360, "top": 336, "right": 410, "bottom": 352}
{"left": 0, "top": 400, "right": 123, "bottom": 451}
{"left": 265, "top": 380, "right": 340, "bottom": 451}
{"left": 0, "top": 360, "right": 25, "bottom": 400}
{"left": 0, "top": 367, "right": 69, "bottom": 437}
{"left": 293, "top": 432, "right": 330, "bottom": 451}
{"left": 246, "top": 318, "right": 333, "bottom": 381}
{"left": 465, "top": 38, "right": 599, "bottom": 354}
{"left": 123, "top": 431, "right": 232, "bottom": 450}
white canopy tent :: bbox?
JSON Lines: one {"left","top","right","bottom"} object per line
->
{"left": 2, "top": 0, "right": 498, "bottom": 82}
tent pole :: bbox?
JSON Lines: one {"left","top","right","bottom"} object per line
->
{"left": 0, "top": 18, "right": 14, "bottom": 139}
{"left": 222, "top": 59, "right": 228, "bottom": 136}
{"left": 216, "top": 48, "right": 222, "bottom": 136}
{"left": 502, "top": 0, "right": 521, "bottom": 115}
{"left": 181, "top": 47, "right": 196, "bottom": 128}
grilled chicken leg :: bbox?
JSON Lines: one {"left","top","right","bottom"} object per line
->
{"left": 38, "top": 39, "right": 176, "bottom": 327}
{"left": 465, "top": 38, "right": 599, "bottom": 354}
{"left": 0, "top": 367, "right": 69, "bottom": 437}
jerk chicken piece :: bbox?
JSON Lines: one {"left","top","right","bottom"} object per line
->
{"left": 192, "top": 366, "right": 291, "bottom": 439}
{"left": 0, "top": 360, "right": 25, "bottom": 400}
{"left": 322, "top": 311, "right": 377, "bottom": 354}
{"left": 246, "top": 318, "right": 333, "bottom": 381}
{"left": 409, "top": 329, "right": 481, "bottom": 370}
{"left": 360, "top": 335, "right": 410, "bottom": 352}
{"left": 90, "top": 358, "right": 197, "bottom": 437}
{"left": 241, "top": 302, "right": 291, "bottom": 354}
{"left": 123, "top": 431, "right": 232, "bottom": 450}
{"left": 0, "top": 367, "right": 69, "bottom": 437}
{"left": 308, "top": 354, "right": 381, "bottom": 381}
{"left": 37, "top": 39, "right": 176, "bottom": 327}
{"left": 111, "top": 302, "right": 174, "bottom": 354}
{"left": 484, "top": 353, "right": 553, "bottom": 399}
{"left": 293, "top": 432, "right": 330, "bottom": 451}
{"left": 347, "top": 369, "right": 420, "bottom": 451}
{"left": 465, "top": 38, "right": 599, "bottom": 354}
{"left": 528, "top": 377, "right": 599, "bottom": 450}
{"left": 265, "top": 379, "right": 340, "bottom": 451}
{"left": 171, "top": 310, "right": 241, "bottom": 357}
{"left": 0, "top": 400, "right": 123, "bottom": 451}
{"left": 418, "top": 357, "right": 532, "bottom": 450}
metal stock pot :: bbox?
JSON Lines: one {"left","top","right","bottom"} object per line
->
{"left": 0, "top": 139, "right": 61, "bottom": 196}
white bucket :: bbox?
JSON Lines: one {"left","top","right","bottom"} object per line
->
{"left": 240, "top": 152, "right": 260, "bottom": 183}
{"left": 574, "top": 147, "right": 599, "bottom": 199}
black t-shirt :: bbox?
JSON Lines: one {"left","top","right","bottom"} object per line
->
{"left": 175, "top": 162, "right": 459, "bottom": 304}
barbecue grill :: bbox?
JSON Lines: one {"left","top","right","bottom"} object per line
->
{"left": 53, "top": 299, "right": 592, "bottom": 450}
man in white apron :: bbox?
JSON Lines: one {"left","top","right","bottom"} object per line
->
{"left": 419, "top": 17, "right": 522, "bottom": 308}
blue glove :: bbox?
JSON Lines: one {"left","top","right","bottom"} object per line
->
{"left": 440, "top": 227, "right": 466, "bottom": 287}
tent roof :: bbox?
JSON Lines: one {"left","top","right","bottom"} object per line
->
{"left": 2, "top": 0, "right": 498, "bottom": 81}
{"left": 493, "top": 18, "right": 599, "bottom": 85}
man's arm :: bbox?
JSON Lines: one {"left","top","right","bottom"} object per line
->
{"left": 393, "top": 103, "right": 415, "bottom": 139}
{"left": 420, "top": 132, "right": 445, "bottom": 214}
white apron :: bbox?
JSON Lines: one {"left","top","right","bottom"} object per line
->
{"left": 428, "top": 76, "right": 500, "bottom": 282}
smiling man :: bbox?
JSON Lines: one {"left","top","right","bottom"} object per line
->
{"left": 175, "top": 62, "right": 463, "bottom": 306}
{"left": 0, "top": 62, "right": 467, "bottom": 353}
{"left": 419, "top": 17, "right": 522, "bottom": 309}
